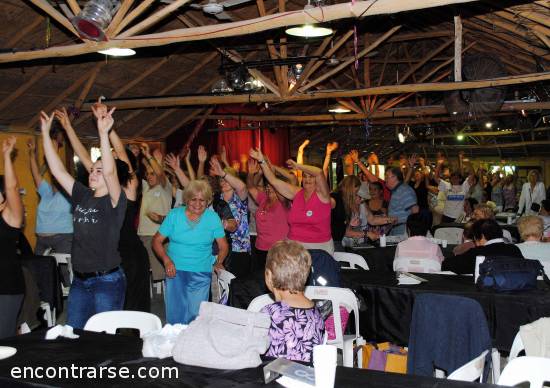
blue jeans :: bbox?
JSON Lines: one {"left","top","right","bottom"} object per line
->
{"left": 165, "top": 270, "right": 211, "bottom": 324}
{"left": 67, "top": 268, "right": 126, "bottom": 329}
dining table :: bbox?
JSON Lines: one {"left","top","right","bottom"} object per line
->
{"left": 0, "top": 330, "right": 503, "bottom": 387}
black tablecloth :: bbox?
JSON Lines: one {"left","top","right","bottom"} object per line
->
{"left": 0, "top": 330, "right": 501, "bottom": 387}
{"left": 346, "top": 245, "right": 456, "bottom": 272}
{"left": 230, "top": 269, "right": 550, "bottom": 353}
{"left": 342, "top": 270, "right": 550, "bottom": 352}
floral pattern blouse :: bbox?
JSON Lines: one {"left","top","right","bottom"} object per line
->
{"left": 222, "top": 192, "right": 250, "bottom": 253}
{"left": 261, "top": 301, "right": 325, "bottom": 363}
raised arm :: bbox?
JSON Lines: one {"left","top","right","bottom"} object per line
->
{"left": 220, "top": 145, "right": 230, "bottom": 169}
{"left": 197, "top": 146, "right": 207, "bottom": 178}
{"left": 249, "top": 148, "right": 300, "bottom": 200}
{"left": 27, "top": 138, "right": 42, "bottom": 188}
{"left": 1, "top": 137, "right": 23, "bottom": 228}
{"left": 140, "top": 143, "right": 166, "bottom": 186}
{"left": 210, "top": 156, "right": 247, "bottom": 200}
{"left": 287, "top": 159, "right": 331, "bottom": 202}
{"left": 94, "top": 106, "right": 121, "bottom": 207}
{"left": 323, "top": 142, "right": 338, "bottom": 179}
{"left": 183, "top": 148, "right": 195, "bottom": 181}
{"left": 165, "top": 153, "right": 190, "bottom": 189}
{"left": 404, "top": 153, "right": 417, "bottom": 184}
{"left": 246, "top": 158, "right": 261, "bottom": 202}
{"left": 41, "top": 111, "right": 75, "bottom": 195}
{"left": 270, "top": 163, "right": 298, "bottom": 186}
{"left": 349, "top": 150, "right": 375, "bottom": 183}
{"left": 55, "top": 107, "right": 93, "bottom": 172}
{"left": 296, "top": 139, "right": 309, "bottom": 185}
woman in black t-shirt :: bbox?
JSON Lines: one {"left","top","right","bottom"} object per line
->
{"left": 0, "top": 136, "right": 24, "bottom": 339}
{"left": 41, "top": 107, "right": 127, "bottom": 329}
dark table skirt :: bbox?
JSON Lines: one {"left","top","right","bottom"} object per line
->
{"left": 0, "top": 330, "right": 501, "bottom": 387}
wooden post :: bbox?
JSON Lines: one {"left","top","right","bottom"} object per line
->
{"left": 454, "top": 15, "right": 462, "bottom": 82}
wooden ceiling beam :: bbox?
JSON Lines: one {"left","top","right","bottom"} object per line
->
{"left": 299, "top": 25, "right": 401, "bottom": 92}
{"left": 387, "top": 30, "right": 454, "bottom": 42}
{"left": 25, "top": 63, "right": 103, "bottom": 128}
{"left": 533, "top": 30, "right": 550, "bottom": 49}
{"left": 118, "top": 0, "right": 191, "bottom": 38}
{"left": 4, "top": 0, "right": 481, "bottom": 63}
{"left": 106, "top": 0, "right": 135, "bottom": 37}
{"left": 65, "top": 0, "right": 81, "bottom": 16}
{"left": 27, "top": 0, "right": 79, "bottom": 38}
{"left": 74, "top": 65, "right": 103, "bottom": 109}
{"left": 278, "top": 0, "right": 288, "bottom": 97}
{"left": 110, "top": 0, "right": 155, "bottom": 37}
{"left": 82, "top": 71, "right": 550, "bottom": 108}
{"left": 0, "top": 66, "right": 50, "bottom": 113}
{"left": 256, "top": 0, "right": 284, "bottom": 96}
{"left": 6, "top": 15, "right": 43, "bottom": 47}
{"left": 397, "top": 37, "right": 453, "bottom": 85}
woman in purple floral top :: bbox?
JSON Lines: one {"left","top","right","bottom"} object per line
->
{"left": 261, "top": 241, "right": 325, "bottom": 363}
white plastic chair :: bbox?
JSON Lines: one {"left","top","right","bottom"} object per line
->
{"left": 393, "top": 257, "right": 442, "bottom": 273}
{"left": 305, "top": 286, "right": 362, "bottom": 368}
{"left": 84, "top": 311, "right": 162, "bottom": 337}
{"left": 40, "top": 301, "right": 55, "bottom": 327}
{"left": 498, "top": 356, "right": 550, "bottom": 388}
{"left": 503, "top": 229, "right": 514, "bottom": 243}
{"left": 333, "top": 252, "right": 369, "bottom": 270}
{"left": 215, "top": 269, "right": 235, "bottom": 304}
{"left": 508, "top": 332, "right": 525, "bottom": 362}
{"left": 447, "top": 350, "right": 488, "bottom": 382}
{"left": 247, "top": 287, "right": 363, "bottom": 368}
{"left": 434, "top": 227, "right": 464, "bottom": 245}
{"left": 52, "top": 253, "right": 73, "bottom": 297}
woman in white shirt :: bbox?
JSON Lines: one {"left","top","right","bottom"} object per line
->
{"left": 517, "top": 170, "right": 545, "bottom": 216}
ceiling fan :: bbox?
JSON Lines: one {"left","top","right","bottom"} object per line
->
{"left": 161, "top": 0, "right": 254, "bottom": 21}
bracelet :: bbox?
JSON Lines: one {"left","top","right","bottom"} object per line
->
{"left": 258, "top": 159, "right": 265, "bottom": 164}
{"left": 222, "top": 172, "right": 227, "bottom": 178}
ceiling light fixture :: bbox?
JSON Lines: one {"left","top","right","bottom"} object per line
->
{"left": 285, "top": 0, "right": 333, "bottom": 38}
{"left": 328, "top": 104, "right": 351, "bottom": 113}
{"left": 485, "top": 122, "right": 493, "bottom": 129}
{"left": 456, "top": 134, "right": 464, "bottom": 141}
{"left": 98, "top": 47, "right": 136, "bottom": 56}
{"left": 72, "top": 0, "right": 119, "bottom": 41}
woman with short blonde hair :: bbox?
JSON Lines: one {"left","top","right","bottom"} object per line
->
{"left": 182, "top": 180, "right": 213, "bottom": 206}
{"left": 517, "top": 215, "right": 543, "bottom": 241}
{"left": 516, "top": 215, "right": 550, "bottom": 273}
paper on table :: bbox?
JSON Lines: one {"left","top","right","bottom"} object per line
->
{"left": 277, "top": 376, "right": 315, "bottom": 388}
{"left": 397, "top": 274, "right": 422, "bottom": 285}
{"left": 434, "top": 271, "right": 457, "bottom": 275}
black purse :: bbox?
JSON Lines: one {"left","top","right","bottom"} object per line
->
{"left": 476, "top": 256, "right": 550, "bottom": 292}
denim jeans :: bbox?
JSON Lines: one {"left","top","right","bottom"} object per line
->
{"left": 67, "top": 268, "right": 126, "bottom": 329}
{"left": 165, "top": 270, "right": 211, "bottom": 325}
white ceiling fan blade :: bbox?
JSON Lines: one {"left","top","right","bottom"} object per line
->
{"left": 189, "top": 4, "right": 203, "bottom": 9}
{"left": 219, "top": 0, "right": 252, "bottom": 8}
{"left": 215, "top": 11, "right": 233, "bottom": 20}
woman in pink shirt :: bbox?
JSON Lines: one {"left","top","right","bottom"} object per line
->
{"left": 247, "top": 159, "right": 290, "bottom": 270}
{"left": 249, "top": 148, "right": 334, "bottom": 255}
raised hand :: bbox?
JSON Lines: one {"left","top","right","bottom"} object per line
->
{"left": 286, "top": 159, "right": 298, "bottom": 170}
{"left": 198, "top": 145, "right": 207, "bottom": 162}
{"left": 165, "top": 153, "right": 180, "bottom": 171}
{"left": 152, "top": 148, "right": 164, "bottom": 165}
{"left": 27, "top": 138, "right": 36, "bottom": 153}
{"left": 94, "top": 106, "right": 116, "bottom": 135}
{"left": 326, "top": 142, "right": 338, "bottom": 154}
{"left": 220, "top": 145, "right": 229, "bottom": 166}
{"left": 91, "top": 97, "right": 108, "bottom": 121}
{"left": 140, "top": 143, "right": 150, "bottom": 157}
{"left": 2, "top": 136, "right": 16, "bottom": 156}
{"left": 349, "top": 149, "right": 359, "bottom": 163}
{"left": 299, "top": 139, "right": 310, "bottom": 151}
{"left": 54, "top": 107, "right": 71, "bottom": 129}
{"left": 40, "top": 111, "right": 55, "bottom": 135}
{"left": 209, "top": 156, "right": 225, "bottom": 177}
{"left": 248, "top": 148, "right": 264, "bottom": 162}
{"left": 248, "top": 158, "right": 259, "bottom": 174}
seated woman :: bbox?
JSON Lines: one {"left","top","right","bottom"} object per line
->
{"left": 261, "top": 241, "right": 325, "bottom": 363}
{"left": 516, "top": 216, "right": 550, "bottom": 273}
{"left": 394, "top": 213, "right": 443, "bottom": 272}
{"left": 452, "top": 221, "right": 476, "bottom": 256}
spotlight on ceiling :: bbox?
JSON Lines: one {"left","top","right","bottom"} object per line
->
{"left": 485, "top": 122, "right": 493, "bottom": 129}
{"left": 98, "top": 47, "right": 136, "bottom": 57}
{"left": 456, "top": 133, "right": 464, "bottom": 141}
{"left": 328, "top": 104, "right": 351, "bottom": 113}
{"left": 72, "top": 0, "right": 119, "bottom": 41}
{"left": 398, "top": 132, "right": 406, "bottom": 143}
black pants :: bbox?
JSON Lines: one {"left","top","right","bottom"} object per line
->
{"left": 225, "top": 252, "right": 253, "bottom": 279}
{"left": 441, "top": 215, "right": 456, "bottom": 224}
{"left": 252, "top": 248, "right": 268, "bottom": 273}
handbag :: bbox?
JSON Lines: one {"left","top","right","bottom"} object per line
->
{"left": 360, "top": 342, "right": 408, "bottom": 374}
{"left": 476, "top": 256, "right": 550, "bottom": 292}
{"left": 172, "top": 301, "right": 271, "bottom": 369}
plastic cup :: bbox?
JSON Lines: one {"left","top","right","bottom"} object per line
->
{"left": 313, "top": 345, "right": 337, "bottom": 388}
{"left": 441, "top": 240, "right": 448, "bottom": 248}
{"left": 380, "top": 234, "right": 387, "bottom": 248}
{"left": 507, "top": 216, "right": 513, "bottom": 225}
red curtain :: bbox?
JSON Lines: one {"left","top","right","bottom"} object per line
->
{"left": 215, "top": 106, "right": 289, "bottom": 168}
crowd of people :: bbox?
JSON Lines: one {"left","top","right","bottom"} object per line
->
{"left": 1, "top": 100, "right": 550, "bottom": 363}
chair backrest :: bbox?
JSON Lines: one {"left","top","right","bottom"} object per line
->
{"left": 216, "top": 269, "right": 236, "bottom": 305}
{"left": 498, "top": 356, "right": 550, "bottom": 388}
{"left": 434, "top": 227, "right": 464, "bottom": 245}
{"left": 503, "top": 229, "right": 513, "bottom": 243}
{"left": 508, "top": 332, "right": 525, "bottom": 361}
{"left": 304, "top": 286, "right": 360, "bottom": 348}
{"left": 447, "top": 350, "right": 488, "bottom": 382}
{"left": 84, "top": 311, "right": 162, "bottom": 337}
{"left": 333, "top": 252, "right": 369, "bottom": 270}
{"left": 247, "top": 293, "right": 275, "bottom": 312}
{"left": 52, "top": 253, "right": 73, "bottom": 283}
{"left": 393, "top": 257, "right": 442, "bottom": 273}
